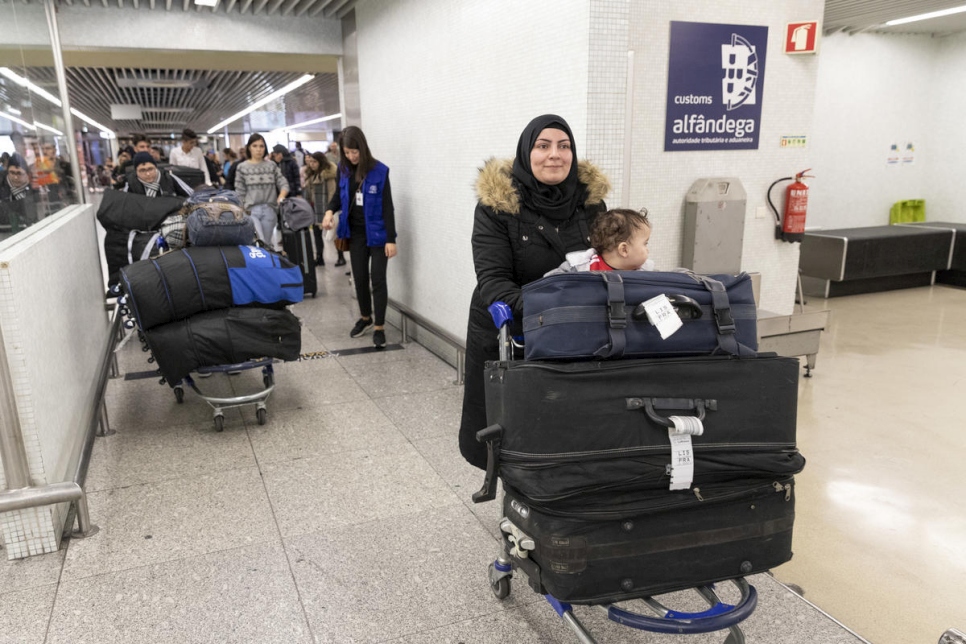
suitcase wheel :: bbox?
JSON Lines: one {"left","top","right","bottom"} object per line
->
{"left": 488, "top": 561, "right": 512, "bottom": 600}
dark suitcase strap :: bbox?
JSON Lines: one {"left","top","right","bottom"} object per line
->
{"left": 522, "top": 303, "right": 757, "bottom": 330}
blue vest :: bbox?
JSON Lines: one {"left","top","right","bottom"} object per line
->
{"left": 336, "top": 161, "right": 390, "bottom": 246}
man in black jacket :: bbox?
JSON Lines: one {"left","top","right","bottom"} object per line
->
{"left": 271, "top": 145, "right": 301, "bottom": 197}
{"left": 0, "top": 160, "right": 39, "bottom": 240}
{"left": 125, "top": 152, "right": 191, "bottom": 198}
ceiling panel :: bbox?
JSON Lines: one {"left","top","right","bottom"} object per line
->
{"left": 824, "top": 0, "right": 966, "bottom": 35}
{"left": 0, "top": 0, "right": 357, "bottom": 18}
{"left": 17, "top": 66, "right": 339, "bottom": 135}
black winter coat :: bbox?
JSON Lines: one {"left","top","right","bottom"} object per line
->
{"left": 459, "top": 158, "right": 610, "bottom": 469}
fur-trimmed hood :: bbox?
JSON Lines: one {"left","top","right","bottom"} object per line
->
{"left": 474, "top": 158, "right": 610, "bottom": 215}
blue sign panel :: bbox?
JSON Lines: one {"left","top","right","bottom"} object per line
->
{"left": 665, "top": 21, "right": 769, "bottom": 151}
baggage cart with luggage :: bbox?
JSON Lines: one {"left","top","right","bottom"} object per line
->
{"left": 472, "top": 271, "right": 804, "bottom": 643}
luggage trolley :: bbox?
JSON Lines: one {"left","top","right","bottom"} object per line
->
{"left": 473, "top": 302, "right": 759, "bottom": 644}
{"left": 174, "top": 359, "right": 276, "bottom": 431}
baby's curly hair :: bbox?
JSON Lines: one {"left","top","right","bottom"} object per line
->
{"left": 590, "top": 208, "right": 651, "bottom": 253}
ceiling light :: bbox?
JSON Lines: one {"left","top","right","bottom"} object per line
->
{"left": 0, "top": 112, "right": 36, "bottom": 130}
{"left": 0, "top": 66, "right": 116, "bottom": 138}
{"left": 33, "top": 121, "right": 63, "bottom": 136}
{"left": 275, "top": 113, "right": 342, "bottom": 133}
{"left": 195, "top": 0, "right": 218, "bottom": 6}
{"left": 206, "top": 74, "right": 315, "bottom": 134}
{"left": 0, "top": 67, "right": 63, "bottom": 107}
{"left": 70, "top": 108, "right": 116, "bottom": 138}
{"left": 885, "top": 5, "right": 966, "bottom": 26}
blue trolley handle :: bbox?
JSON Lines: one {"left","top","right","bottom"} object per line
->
{"left": 607, "top": 578, "right": 758, "bottom": 634}
{"left": 487, "top": 301, "right": 515, "bottom": 362}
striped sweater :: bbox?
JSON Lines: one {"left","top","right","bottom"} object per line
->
{"left": 234, "top": 160, "right": 289, "bottom": 210}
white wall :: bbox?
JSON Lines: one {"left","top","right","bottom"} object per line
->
{"left": 354, "top": 0, "right": 592, "bottom": 339}
{"left": 930, "top": 31, "right": 966, "bottom": 223}
{"left": 809, "top": 33, "right": 938, "bottom": 230}
{"left": 608, "top": 0, "right": 824, "bottom": 314}
{"left": 0, "top": 205, "right": 109, "bottom": 558}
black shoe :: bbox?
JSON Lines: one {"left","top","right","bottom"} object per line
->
{"left": 335, "top": 257, "right": 346, "bottom": 267}
{"left": 316, "top": 255, "right": 325, "bottom": 266}
{"left": 373, "top": 329, "right": 386, "bottom": 350}
{"left": 349, "top": 317, "right": 374, "bottom": 338}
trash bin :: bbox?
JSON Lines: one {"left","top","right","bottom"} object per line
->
{"left": 889, "top": 199, "right": 925, "bottom": 224}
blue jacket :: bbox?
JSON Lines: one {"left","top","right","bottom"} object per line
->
{"left": 336, "top": 161, "right": 390, "bottom": 246}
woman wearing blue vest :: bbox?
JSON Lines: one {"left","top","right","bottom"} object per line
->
{"left": 322, "top": 126, "right": 397, "bottom": 350}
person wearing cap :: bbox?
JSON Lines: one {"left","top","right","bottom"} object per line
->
{"left": 0, "top": 159, "right": 39, "bottom": 239}
{"left": 270, "top": 144, "right": 301, "bottom": 197}
{"left": 168, "top": 128, "right": 211, "bottom": 185}
{"left": 125, "top": 152, "right": 191, "bottom": 198}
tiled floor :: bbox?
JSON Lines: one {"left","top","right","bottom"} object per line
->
{"left": 5, "top": 256, "right": 962, "bottom": 643}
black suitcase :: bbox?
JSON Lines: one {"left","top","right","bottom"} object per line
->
{"left": 166, "top": 164, "right": 208, "bottom": 189}
{"left": 480, "top": 354, "right": 803, "bottom": 502}
{"left": 282, "top": 226, "right": 317, "bottom": 297}
{"left": 500, "top": 477, "right": 797, "bottom": 604}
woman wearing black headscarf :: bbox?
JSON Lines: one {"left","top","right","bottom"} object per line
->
{"left": 459, "top": 114, "right": 611, "bottom": 469}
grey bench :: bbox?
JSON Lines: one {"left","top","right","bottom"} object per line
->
{"left": 799, "top": 225, "right": 955, "bottom": 298}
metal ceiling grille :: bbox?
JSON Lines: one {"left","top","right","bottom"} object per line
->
{"left": 20, "top": 67, "right": 340, "bottom": 134}
{"left": 0, "top": 0, "right": 358, "bottom": 18}
{"left": 824, "top": 0, "right": 966, "bottom": 34}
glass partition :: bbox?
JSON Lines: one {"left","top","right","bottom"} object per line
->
{"left": 0, "top": 1, "right": 81, "bottom": 243}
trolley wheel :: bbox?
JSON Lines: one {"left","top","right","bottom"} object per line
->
{"left": 491, "top": 576, "right": 511, "bottom": 600}
{"left": 263, "top": 373, "right": 274, "bottom": 388}
{"left": 174, "top": 386, "right": 184, "bottom": 404}
{"left": 214, "top": 415, "right": 225, "bottom": 432}
{"left": 256, "top": 408, "right": 267, "bottom": 425}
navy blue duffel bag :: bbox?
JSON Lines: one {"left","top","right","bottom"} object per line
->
{"left": 521, "top": 271, "right": 757, "bottom": 361}
{"left": 120, "top": 245, "right": 303, "bottom": 331}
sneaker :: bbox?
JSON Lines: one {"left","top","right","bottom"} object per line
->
{"left": 349, "top": 317, "right": 374, "bottom": 338}
{"left": 373, "top": 329, "right": 386, "bottom": 350}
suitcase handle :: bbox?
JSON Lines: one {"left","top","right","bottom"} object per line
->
{"left": 631, "top": 294, "right": 703, "bottom": 322}
{"left": 472, "top": 424, "right": 504, "bottom": 503}
{"left": 626, "top": 397, "right": 717, "bottom": 428}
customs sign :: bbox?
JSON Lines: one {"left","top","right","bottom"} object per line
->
{"left": 665, "top": 21, "right": 769, "bottom": 151}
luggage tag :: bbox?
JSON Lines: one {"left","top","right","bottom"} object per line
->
{"left": 642, "top": 294, "right": 683, "bottom": 339}
{"left": 668, "top": 415, "right": 703, "bottom": 491}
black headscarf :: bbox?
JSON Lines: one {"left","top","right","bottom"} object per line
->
{"left": 511, "top": 114, "right": 584, "bottom": 221}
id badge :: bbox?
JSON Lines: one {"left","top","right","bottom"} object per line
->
{"left": 355, "top": 191, "right": 364, "bottom": 206}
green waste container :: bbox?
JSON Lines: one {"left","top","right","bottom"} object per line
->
{"left": 890, "top": 199, "right": 925, "bottom": 224}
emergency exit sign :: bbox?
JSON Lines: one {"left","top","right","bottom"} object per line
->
{"left": 784, "top": 22, "right": 819, "bottom": 54}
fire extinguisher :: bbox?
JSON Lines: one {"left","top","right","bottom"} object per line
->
{"left": 768, "top": 169, "right": 813, "bottom": 243}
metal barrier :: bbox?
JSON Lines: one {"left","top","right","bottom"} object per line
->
{"left": 388, "top": 299, "right": 465, "bottom": 385}
{"left": 0, "top": 301, "right": 122, "bottom": 543}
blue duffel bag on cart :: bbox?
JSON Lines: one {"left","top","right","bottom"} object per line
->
{"left": 521, "top": 271, "right": 757, "bottom": 361}
{"left": 120, "top": 245, "right": 303, "bottom": 331}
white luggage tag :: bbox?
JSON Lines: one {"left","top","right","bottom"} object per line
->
{"left": 668, "top": 414, "right": 703, "bottom": 491}
{"left": 642, "top": 294, "right": 683, "bottom": 339}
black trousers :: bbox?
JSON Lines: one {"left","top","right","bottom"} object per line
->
{"left": 349, "top": 234, "right": 389, "bottom": 326}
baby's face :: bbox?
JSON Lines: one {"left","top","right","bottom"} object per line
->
{"left": 612, "top": 224, "right": 651, "bottom": 271}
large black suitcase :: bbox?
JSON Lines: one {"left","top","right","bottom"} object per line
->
{"left": 282, "top": 226, "right": 317, "bottom": 297}
{"left": 481, "top": 354, "right": 802, "bottom": 502}
{"left": 501, "top": 478, "right": 797, "bottom": 604}
{"left": 521, "top": 271, "right": 757, "bottom": 360}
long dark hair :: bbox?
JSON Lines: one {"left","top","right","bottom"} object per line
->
{"left": 308, "top": 151, "right": 331, "bottom": 176}
{"left": 245, "top": 133, "right": 267, "bottom": 160}
{"left": 339, "top": 126, "right": 377, "bottom": 182}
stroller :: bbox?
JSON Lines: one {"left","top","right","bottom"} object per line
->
{"left": 472, "top": 299, "right": 804, "bottom": 643}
